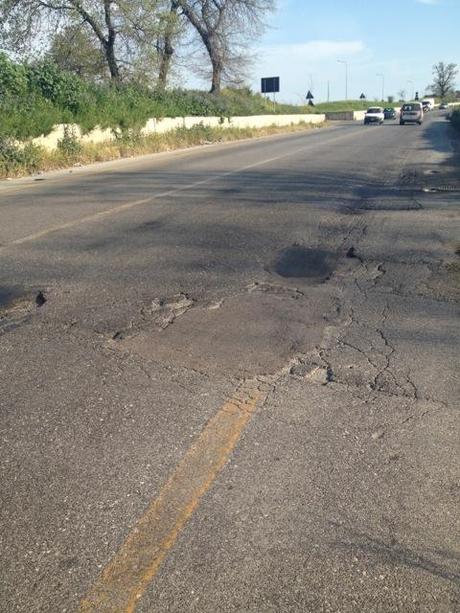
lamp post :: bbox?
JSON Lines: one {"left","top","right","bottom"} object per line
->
{"left": 376, "top": 73, "right": 385, "bottom": 102}
{"left": 337, "top": 60, "right": 348, "bottom": 100}
{"left": 407, "top": 80, "right": 414, "bottom": 100}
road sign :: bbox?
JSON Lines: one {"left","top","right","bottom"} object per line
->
{"left": 261, "top": 77, "right": 280, "bottom": 94}
{"left": 360, "top": 93, "right": 366, "bottom": 100}
{"left": 306, "top": 90, "right": 314, "bottom": 100}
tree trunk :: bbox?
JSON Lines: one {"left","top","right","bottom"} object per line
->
{"left": 204, "top": 34, "right": 222, "bottom": 94}
{"left": 210, "top": 55, "right": 222, "bottom": 94}
{"left": 104, "top": 36, "right": 120, "bottom": 81}
{"left": 157, "top": 1, "right": 177, "bottom": 89}
{"left": 175, "top": 1, "right": 222, "bottom": 94}
{"left": 103, "top": 0, "right": 120, "bottom": 82}
{"left": 158, "top": 37, "right": 174, "bottom": 89}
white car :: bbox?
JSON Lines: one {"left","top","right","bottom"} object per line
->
{"left": 364, "top": 107, "right": 384, "bottom": 125}
{"left": 400, "top": 102, "right": 424, "bottom": 125}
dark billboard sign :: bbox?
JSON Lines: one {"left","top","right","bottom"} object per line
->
{"left": 261, "top": 77, "right": 280, "bottom": 94}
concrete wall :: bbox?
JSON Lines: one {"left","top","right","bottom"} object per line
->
{"left": 31, "top": 113, "right": 326, "bottom": 151}
{"left": 325, "top": 110, "right": 366, "bottom": 121}
{"left": 228, "top": 114, "right": 325, "bottom": 129}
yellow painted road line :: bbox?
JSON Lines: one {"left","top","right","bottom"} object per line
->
{"left": 1, "top": 128, "right": 363, "bottom": 252}
{"left": 79, "top": 383, "right": 267, "bottom": 613}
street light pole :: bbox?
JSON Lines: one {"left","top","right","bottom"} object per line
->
{"left": 407, "top": 80, "right": 414, "bottom": 100}
{"left": 337, "top": 60, "right": 348, "bottom": 100}
{"left": 377, "top": 73, "right": 385, "bottom": 102}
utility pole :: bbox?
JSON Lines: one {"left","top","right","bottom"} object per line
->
{"left": 327, "top": 80, "right": 330, "bottom": 102}
{"left": 377, "top": 73, "right": 385, "bottom": 102}
{"left": 407, "top": 80, "right": 414, "bottom": 100}
{"left": 337, "top": 60, "right": 348, "bottom": 100}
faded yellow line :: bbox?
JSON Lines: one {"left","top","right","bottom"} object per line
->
{"left": 79, "top": 384, "right": 266, "bottom": 613}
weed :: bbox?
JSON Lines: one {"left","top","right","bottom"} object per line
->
{"left": 0, "top": 121, "right": 325, "bottom": 179}
{"left": 57, "top": 126, "right": 83, "bottom": 158}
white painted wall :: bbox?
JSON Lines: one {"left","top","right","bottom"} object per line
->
{"left": 31, "top": 114, "right": 326, "bottom": 151}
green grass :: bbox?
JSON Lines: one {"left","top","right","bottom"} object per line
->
{"left": 314, "top": 100, "right": 395, "bottom": 112}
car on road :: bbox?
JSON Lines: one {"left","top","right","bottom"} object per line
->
{"left": 364, "top": 107, "right": 384, "bottom": 125}
{"left": 400, "top": 102, "right": 424, "bottom": 125}
{"left": 383, "top": 107, "right": 397, "bottom": 120}
{"left": 422, "top": 98, "right": 436, "bottom": 111}
{"left": 439, "top": 103, "right": 449, "bottom": 110}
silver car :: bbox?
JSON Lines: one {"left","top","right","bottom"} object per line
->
{"left": 400, "top": 102, "right": 424, "bottom": 125}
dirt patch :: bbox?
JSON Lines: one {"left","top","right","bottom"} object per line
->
{"left": 272, "top": 246, "right": 336, "bottom": 282}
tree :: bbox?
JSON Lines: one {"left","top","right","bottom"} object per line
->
{"left": 429, "top": 61, "right": 458, "bottom": 99}
{"left": 0, "top": 0, "right": 166, "bottom": 83}
{"left": 397, "top": 89, "right": 406, "bottom": 102}
{"left": 49, "top": 24, "right": 108, "bottom": 81}
{"left": 175, "top": 0, "right": 274, "bottom": 94}
{"left": 155, "top": 0, "right": 182, "bottom": 88}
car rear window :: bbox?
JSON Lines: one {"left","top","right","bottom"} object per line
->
{"left": 403, "top": 104, "right": 421, "bottom": 111}
{"left": 367, "top": 108, "right": 381, "bottom": 113}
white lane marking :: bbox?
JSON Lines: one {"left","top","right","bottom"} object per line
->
{"left": 1, "top": 127, "right": 365, "bottom": 252}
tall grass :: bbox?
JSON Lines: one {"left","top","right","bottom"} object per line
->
{"left": 0, "top": 121, "right": 325, "bottom": 178}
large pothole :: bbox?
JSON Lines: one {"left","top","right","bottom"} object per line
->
{"left": 119, "top": 289, "right": 334, "bottom": 378}
{"left": 272, "top": 246, "right": 336, "bottom": 282}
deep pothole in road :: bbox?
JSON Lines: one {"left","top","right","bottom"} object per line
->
{"left": 272, "top": 246, "right": 336, "bottom": 282}
{"left": 0, "top": 287, "right": 46, "bottom": 335}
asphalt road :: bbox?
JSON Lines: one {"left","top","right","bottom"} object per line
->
{"left": 1, "top": 115, "right": 459, "bottom": 613}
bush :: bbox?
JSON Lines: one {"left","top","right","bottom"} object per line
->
{"left": 0, "top": 137, "right": 43, "bottom": 175}
{"left": 57, "top": 126, "right": 83, "bottom": 157}
{"left": 0, "top": 55, "right": 321, "bottom": 143}
{"left": 0, "top": 53, "right": 28, "bottom": 97}
{"left": 27, "top": 59, "right": 85, "bottom": 116}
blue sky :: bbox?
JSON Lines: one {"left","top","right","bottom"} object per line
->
{"left": 248, "top": 0, "right": 460, "bottom": 102}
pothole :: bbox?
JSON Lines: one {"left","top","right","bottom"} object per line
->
{"left": 0, "top": 287, "right": 43, "bottom": 335}
{"left": 272, "top": 246, "right": 336, "bottom": 282}
{"left": 339, "top": 206, "right": 366, "bottom": 216}
{"left": 358, "top": 203, "right": 421, "bottom": 211}
{"left": 247, "top": 282, "right": 304, "bottom": 299}
{"left": 111, "top": 293, "right": 195, "bottom": 340}
{"left": 422, "top": 186, "right": 459, "bottom": 193}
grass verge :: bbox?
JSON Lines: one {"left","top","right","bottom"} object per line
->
{"left": 0, "top": 121, "right": 325, "bottom": 179}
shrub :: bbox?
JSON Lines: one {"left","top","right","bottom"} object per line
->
{"left": 57, "top": 126, "right": 83, "bottom": 157}
{"left": 0, "top": 53, "right": 28, "bottom": 97}
{"left": 0, "top": 56, "right": 322, "bottom": 143}
{"left": 27, "top": 59, "right": 85, "bottom": 116}
{"left": 0, "top": 137, "right": 43, "bottom": 175}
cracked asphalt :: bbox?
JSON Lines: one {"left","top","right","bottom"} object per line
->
{"left": 1, "top": 115, "right": 459, "bottom": 612}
